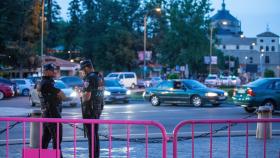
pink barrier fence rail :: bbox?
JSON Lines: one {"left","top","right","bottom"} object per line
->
{"left": 173, "top": 118, "right": 280, "bottom": 158}
{"left": 0, "top": 117, "right": 168, "bottom": 158}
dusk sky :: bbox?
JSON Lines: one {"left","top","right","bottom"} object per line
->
{"left": 57, "top": 0, "right": 280, "bottom": 37}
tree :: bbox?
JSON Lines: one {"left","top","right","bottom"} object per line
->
{"left": 264, "top": 69, "right": 275, "bottom": 78}
{"left": 64, "top": 0, "right": 82, "bottom": 52}
{"left": 155, "top": 0, "right": 212, "bottom": 75}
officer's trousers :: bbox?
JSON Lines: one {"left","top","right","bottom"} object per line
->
{"left": 85, "top": 113, "right": 100, "bottom": 158}
{"left": 42, "top": 123, "right": 63, "bottom": 157}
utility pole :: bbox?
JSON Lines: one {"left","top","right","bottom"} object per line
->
{"left": 41, "top": 0, "right": 45, "bottom": 76}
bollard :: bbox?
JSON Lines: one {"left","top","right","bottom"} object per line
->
{"left": 30, "top": 110, "right": 41, "bottom": 148}
{"left": 256, "top": 106, "right": 272, "bottom": 139}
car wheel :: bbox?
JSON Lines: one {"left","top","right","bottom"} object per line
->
{"left": 0, "top": 91, "right": 4, "bottom": 100}
{"left": 150, "top": 95, "right": 160, "bottom": 106}
{"left": 212, "top": 103, "right": 220, "bottom": 107}
{"left": 22, "top": 89, "right": 30, "bottom": 96}
{"left": 261, "top": 100, "right": 276, "bottom": 112}
{"left": 191, "top": 95, "right": 203, "bottom": 107}
{"left": 131, "top": 83, "right": 136, "bottom": 89}
{"left": 244, "top": 107, "right": 256, "bottom": 113}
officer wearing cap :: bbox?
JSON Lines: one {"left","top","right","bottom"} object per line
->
{"left": 80, "top": 60, "right": 104, "bottom": 158}
{"left": 38, "top": 63, "right": 65, "bottom": 157}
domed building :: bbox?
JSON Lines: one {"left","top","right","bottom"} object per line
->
{"left": 212, "top": 1, "right": 280, "bottom": 78}
{"left": 211, "top": 0, "right": 242, "bottom": 37}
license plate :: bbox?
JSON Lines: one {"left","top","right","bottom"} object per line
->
{"left": 219, "top": 96, "right": 225, "bottom": 100}
{"left": 238, "top": 89, "right": 246, "bottom": 94}
{"left": 116, "top": 96, "right": 125, "bottom": 99}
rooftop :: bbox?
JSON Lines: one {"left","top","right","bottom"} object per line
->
{"left": 219, "top": 36, "right": 256, "bottom": 45}
{"left": 257, "top": 31, "right": 279, "bottom": 37}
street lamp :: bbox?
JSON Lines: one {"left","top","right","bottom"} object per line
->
{"left": 209, "top": 25, "right": 213, "bottom": 75}
{"left": 40, "top": 0, "right": 45, "bottom": 76}
{"left": 260, "top": 50, "right": 264, "bottom": 77}
{"left": 143, "top": 7, "right": 161, "bottom": 79}
{"left": 245, "top": 56, "right": 248, "bottom": 73}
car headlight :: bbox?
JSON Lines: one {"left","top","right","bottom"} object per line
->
{"left": 104, "top": 90, "right": 111, "bottom": 96}
{"left": 205, "top": 92, "right": 218, "bottom": 97}
{"left": 126, "top": 90, "right": 131, "bottom": 95}
{"left": 70, "top": 91, "right": 77, "bottom": 97}
{"left": 224, "top": 92, "right": 228, "bottom": 97}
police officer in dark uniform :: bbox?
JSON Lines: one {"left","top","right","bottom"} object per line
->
{"left": 38, "top": 63, "right": 65, "bottom": 158}
{"left": 80, "top": 60, "right": 104, "bottom": 158}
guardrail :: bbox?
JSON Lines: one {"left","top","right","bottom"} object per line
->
{"left": 172, "top": 119, "right": 280, "bottom": 158}
{"left": 0, "top": 117, "right": 168, "bottom": 158}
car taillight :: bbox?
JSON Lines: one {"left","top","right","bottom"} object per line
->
{"left": 247, "top": 88, "right": 255, "bottom": 96}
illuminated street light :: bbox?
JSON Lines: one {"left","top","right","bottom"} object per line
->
{"left": 251, "top": 42, "right": 256, "bottom": 46}
{"left": 222, "top": 21, "right": 228, "bottom": 25}
{"left": 143, "top": 7, "right": 161, "bottom": 79}
{"left": 240, "top": 34, "right": 245, "bottom": 38}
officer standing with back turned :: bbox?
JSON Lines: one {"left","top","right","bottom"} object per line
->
{"left": 80, "top": 60, "right": 104, "bottom": 158}
{"left": 38, "top": 63, "right": 65, "bottom": 158}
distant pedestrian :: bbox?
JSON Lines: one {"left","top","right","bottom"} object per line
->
{"left": 80, "top": 60, "right": 104, "bottom": 158}
{"left": 38, "top": 63, "right": 65, "bottom": 158}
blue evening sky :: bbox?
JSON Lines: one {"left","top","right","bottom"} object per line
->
{"left": 57, "top": 0, "right": 280, "bottom": 37}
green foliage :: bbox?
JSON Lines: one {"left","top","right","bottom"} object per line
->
{"left": 167, "top": 73, "right": 179, "bottom": 79}
{"left": 264, "top": 69, "right": 275, "bottom": 78}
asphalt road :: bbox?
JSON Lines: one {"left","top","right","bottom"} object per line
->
{"left": 1, "top": 96, "right": 280, "bottom": 157}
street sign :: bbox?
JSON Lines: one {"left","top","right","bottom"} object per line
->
{"left": 138, "top": 51, "right": 152, "bottom": 61}
{"left": 204, "top": 56, "right": 217, "bottom": 64}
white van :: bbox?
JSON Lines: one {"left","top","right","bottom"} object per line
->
{"left": 106, "top": 72, "right": 137, "bottom": 88}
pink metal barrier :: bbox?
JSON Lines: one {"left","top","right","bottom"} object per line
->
{"left": 0, "top": 117, "right": 168, "bottom": 158}
{"left": 172, "top": 118, "right": 280, "bottom": 158}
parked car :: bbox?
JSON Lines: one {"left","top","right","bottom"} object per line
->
{"left": 0, "top": 84, "right": 14, "bottom": 100}
{"left": 30, "top": 80, "right": 79, "bottom": 107}
{"left": 220, "top": 76, "right": 231, "bottom": 86}
{"left": 204, "top": 75, "right": 221, "bottom": 86}
{"left": 138, "top": 77, "right": 163, "bottom": 88}
{"left": 105, "top": 72, "right": 137, "bottom": 89}
{"left": 233, "top": 78, "right": 280, "bottom": 113}
{"left": 0, "top": 77, "right": 18, "bottom": 95}
{"left": 104, "top": 79, "right": 131, "bottom": 103}
{"left": 27, "top": 76, "right": 41, "bottom": 84}
{"left": 143, "top": 79, "right": 228, "bottom": 107}
{"left": 137, "top": 78, "right": 152, "bottom": 88}
{"left": 229, "top": 76, "right": 241, "bottom": 86}
{"left": 11, "top": 79, "right": 34, "bottom": 96}
{"left": 59, "top": 76, "right": 84, "bottom": 89}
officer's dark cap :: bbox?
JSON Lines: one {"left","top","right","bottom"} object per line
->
{"left": 80, "top": 60, "right": 94, "bottom": 70}
{"left": 43, "top": 63, "right": 56, "bottom": 71}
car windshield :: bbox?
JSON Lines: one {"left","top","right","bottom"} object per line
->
{"left": 105, "top": 80, "right": 121, "bottom": 87}
{"left": 55, "top": 81, "right": 68, "bottom": 89}
{"left": 207, "top": 76, "right": 217, "bottom": 79}
{"left": 246, "top": 79, "right": 269, "bottom": 87}
{"left": 185, "top": 80, "right": 207, "bottom": 89}
{"left": 108, "top": 74, "right": 118, "bottom": 78}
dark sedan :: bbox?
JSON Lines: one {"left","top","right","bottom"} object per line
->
{"left": 233, "top": 78, "right": 280, "bottom": 113}
{"left": 143, "top": 79, "right": 228, "bottom": 107}
{"left": 104, "top": 79, "right": 131, "bottom": 103}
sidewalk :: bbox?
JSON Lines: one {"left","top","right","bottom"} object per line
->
{"left": 1, "top": 136, "right": 280, "bottom": 158}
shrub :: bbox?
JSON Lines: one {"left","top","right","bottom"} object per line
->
{"left": 264, "top": 69, "right": 275, "bottom": 78}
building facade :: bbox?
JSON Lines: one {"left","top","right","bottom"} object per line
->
{"left": 212, "top": 1, "right": 280, "bottom": 77}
